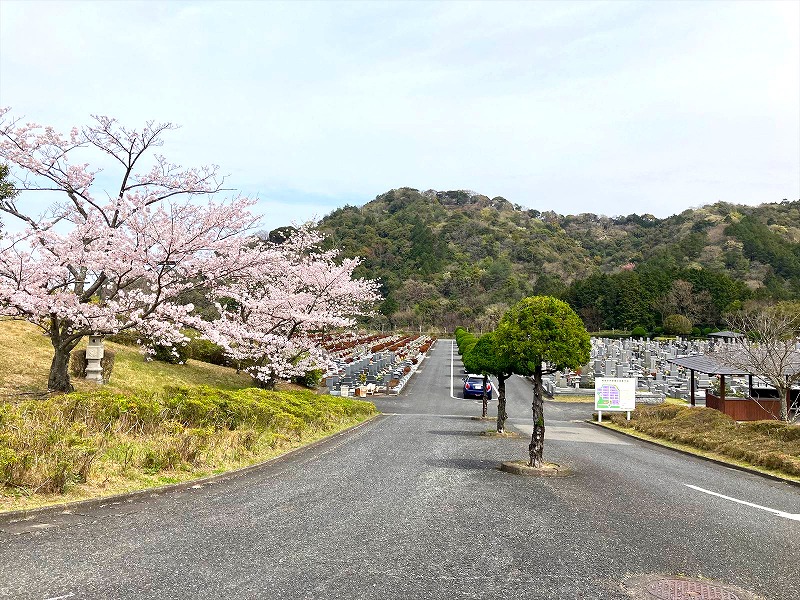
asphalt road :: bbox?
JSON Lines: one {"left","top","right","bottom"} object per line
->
{"left": 1, "top": 340, "right": 798, "bottom": 599}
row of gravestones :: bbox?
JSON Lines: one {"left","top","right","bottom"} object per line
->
{"left": 324, "top": 338, "right": 432, "bottom": 395}
{"left": 324, "top": 351, "right": 397, "bottom": 392}
{"left": 543, "top": 337, "right": 740, "bottom": 403}
{"left": 326, "top": 333, "right": 403, "bottom": 361}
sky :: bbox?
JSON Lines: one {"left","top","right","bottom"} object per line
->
{"left": 0, "top": 0, "right": 798, "bottom": 233}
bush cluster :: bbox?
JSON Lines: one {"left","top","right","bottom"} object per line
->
{"left": 185, "top": 334, "right": 229, "bottom": 366}
{"left": 149, "top": 343, "right": 190, "bottom": 365}
{"left": 0, "top": 388, "right": 375, "bottom": 495}
{"left": 107, "top": 329, "right": 230, "bottom": 367}
{"left": 605, "top": 405, "right": 800, "bottom": 476}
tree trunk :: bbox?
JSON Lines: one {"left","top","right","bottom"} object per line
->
{"left": 254, "top": 376, "right": 277, "bottom": 391}
{"left": 779, "top": 380, "right": 789, "bottom": 422}
{"left": 47, "top": 318, "right": 83, "bottom": 393}
{"left": 481, "top": 374, "right": 488, "bottom": 418}
{"left": 48, "top": 343, "right": 74, "bottom": 392}
{"left": 529, "top": 363, "right": 545, "bottom": 467}
{"left": 496, "top": 374, "right": 508, "bottom": 433}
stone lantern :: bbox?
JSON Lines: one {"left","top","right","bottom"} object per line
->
{"left": 85, "top": 335, "right": 105, "bottom": 383}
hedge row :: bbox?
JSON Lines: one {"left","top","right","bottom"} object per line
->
{"left": 0, "top": 387, "right": 376, "bottom": 495}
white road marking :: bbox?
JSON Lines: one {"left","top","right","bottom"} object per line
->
{"left": 685, "top": 484, "right": 800, "bottom": 521}
{"left": 450, "top": 340, "right": 457, "bottom": 399}
{"left": 383, "top": 413, "right": 483, "bottom": 418}
{"left": 44, "top": 594, "right": 75, "bottom": 600}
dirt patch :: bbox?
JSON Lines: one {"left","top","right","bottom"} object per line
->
{"left": 548, "top": 395, "right": 594, "bottom": 403}
{"left": 499, "top": 460, "right": 572, "bottom": 477}
{"left": 481, "top": 430, "right": 521, "bottom": 438}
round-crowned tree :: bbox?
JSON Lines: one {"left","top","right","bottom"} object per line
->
{"left": 463, "top": 330, "right": 514, "bottom": 430}
{"left": 497, "top": 296, "right": 590, "bottom": 467}
{"left": 663, "top": 314, "right": 692, "bottom": 336}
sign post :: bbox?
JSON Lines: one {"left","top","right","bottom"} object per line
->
{"left": 595, "top": 377, "right": 636, "bottom": 422}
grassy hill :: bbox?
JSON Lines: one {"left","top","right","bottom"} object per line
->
{"left": 0, "top": 320, "right": 253, "bottom": 400}
{"left": 0, "top": 320, "right": 376, "bottom": 512}
{"left": 316, "top": 189, "right": 799, "bottom": 332}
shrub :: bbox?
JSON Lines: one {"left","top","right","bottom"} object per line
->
{"left": 0, "top": 387, "right": 377, "bottom": 494}
{"left": 631, "top": 326, "right": 648, "bottom": 339}
{"left": 149, "top": 342, "right": 190, "bottom": 365}
{"left": 86, "top": 391, "right": 163, "bottom": 432}
{"left": 106, "top": 330, "right": 140, "bottom": 347}
{"left": 102, "top": 349, "right": 116, "bottom": 382}
{"left": 293, "top": 369, "right": 323, "bottom": 389}
{"left": 69, "top": 351, "right": 86, "bottom": 378}
{"left": 185, "top": 334, "right": 229, "bottom": 366}
{"left": 663, "top": 314, "right": 692, "bottom": 335}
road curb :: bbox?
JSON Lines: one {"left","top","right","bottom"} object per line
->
{"left": 0, "top": 413, "right": 385, "bottom": 525}
{"left": 586, "top": 420, "right": 800, "bottom": 488}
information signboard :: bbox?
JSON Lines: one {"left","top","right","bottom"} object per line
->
{"left": 595, "top": 377, "right": 636, "bottom": 421}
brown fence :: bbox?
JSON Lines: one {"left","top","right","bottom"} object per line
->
{"left": 705, "top": 390, "right": 781, "bottom": 421}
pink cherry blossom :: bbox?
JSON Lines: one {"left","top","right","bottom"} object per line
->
{"left": 201, "top": 224, "right": 381, "bottom": 388}
{"left": 0, "top": 109, "right": 258, "bottom": 391}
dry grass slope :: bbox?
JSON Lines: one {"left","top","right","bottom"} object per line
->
{"left": 0, "top": 319, "right": 253, "bottom": 400}
{"left": 604, "top": 405, "right": 800, "bottom": 479}
{"left": 0, "top": 319, "right": 377, "bottom": 512}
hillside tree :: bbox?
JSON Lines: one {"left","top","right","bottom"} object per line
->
{"left": 0, "top": 109, "right": 257, "bottom": 391}
{"left": 0, "top": 163, "right": 17, "bottom": 238}
{"left": 0, "top": 162, "right": 15, "bottom": 205}
{"left": 497, "top": 296, "right": 590, "bottom": 467}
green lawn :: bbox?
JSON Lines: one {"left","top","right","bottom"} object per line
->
{"left": 0, "top": 319, "right": 252, "bottom": 399}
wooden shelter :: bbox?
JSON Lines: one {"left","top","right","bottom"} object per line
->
{"left": 707, "top": 330, "right": 744, "bottom": 341}
{"left": 668, "top": 354, "right": 793, "bottom": 420}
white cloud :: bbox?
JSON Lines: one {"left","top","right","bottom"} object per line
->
{"left": 1, "top": 0, "right": 797, "bottom": 223}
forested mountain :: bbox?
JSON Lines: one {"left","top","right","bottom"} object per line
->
{"left": 313, "top": 188, "right": 800, "bottom": 334}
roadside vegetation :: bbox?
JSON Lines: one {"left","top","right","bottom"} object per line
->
{"left": 599, "top": 405, "right": 800, "bottom": 480}
{"left": 0, "top": 320, "right": 376, "bottom": 512}
{"left": 455, "top": 295, "right": 591, "bottom": 468}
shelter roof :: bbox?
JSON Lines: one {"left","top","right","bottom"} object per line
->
{"left": 707, "top": 330, "right": 744, "bottom": 339}
{"left": 668, "top": 354, "right": 749, "bottom": 375}
{"left": 670, "top": 350, "right": 800, "bottom": 377}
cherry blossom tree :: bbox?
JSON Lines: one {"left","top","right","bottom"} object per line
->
{"left": 0, "top": 109, "right": 258, "bottom": 392}
{"left": 202, "top": 225, "right": 381, "bottom": 389}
